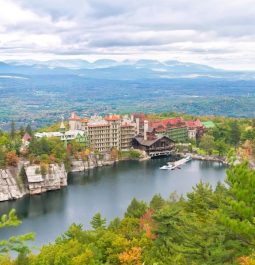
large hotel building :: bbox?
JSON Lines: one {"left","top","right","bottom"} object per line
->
{"left": 35, "top": 112, "right": 204, "bottom": 154}
{"left": 69, "top": 112, "right": 137, "bottom": 152}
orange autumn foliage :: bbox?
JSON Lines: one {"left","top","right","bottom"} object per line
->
{"left": 118, "top": 247, "right": 142, "bottom": 265}
{"left": 79, "top": 149, "right": 88, "bottom": 160}
{"left": 139, "top": 209, "right": 156, "bottom": 240}
{"left": 5, "top": 151, "right": 19, "bottom": 167}
{"left": 49, "top": 154, "right": 56, "bottom": 163}
{"left": 238, "top": 256, "right": 255, "bottom": 265}
{"left": 110, "top": 147, "right": 119, "bottom": 160}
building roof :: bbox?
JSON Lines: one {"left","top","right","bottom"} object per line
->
{"left": 121, "top": 122, "right": 135, "bottom": 127}
{"left": 133, "top": 113, "right": 145, "bottom": 119}
{"left": 88, "top": 120, "right": 109, "bottom": 127}
{"left": 105, "top": 114, "right": 120, "bottom": 121}
{"left": 134, "top": 135, "right": 173, "bottom": 147}
{"left": 65, "top": 130, "right": 85, "bottom": 137}
{"left": 161, "top": 117, "right": 184, "bottom": 126}
{"left": 151, "top": 124, "right": 166, "bottom": 132}
{"left": 150, "top": 117, "right": 187, "bottom": 132}
{"left": 22, "top": 133, "right": 31, "bottom": 142}
{"left": 147, "top": 127, "right": 155, "bottom": 133}
{"left": 202, "top": 121, "right": 216, "bottom": 128}
{"left": 69, "top": 112, "right": 81, "bottom": 121}
{"left": 80, "top": 118, "right": 89, "bottom": 123}
{"left": 186, "top": 119, "right": 203, "bottom": 128}
{"left": 35, "top": 131, "right": 63, "bottom": 138}
{"left": 35, "top": 130, "right": 84, "bottom": 138}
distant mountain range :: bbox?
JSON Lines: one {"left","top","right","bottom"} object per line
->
{"left": 1, "top": 59, "right": 254, "bottom": 80}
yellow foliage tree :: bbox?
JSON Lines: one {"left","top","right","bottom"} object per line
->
{"left": 118, "top": 247, "right": 142, "bottom": 265}
{"left": 238, "top": 255, "right": 255, "bottom": 265}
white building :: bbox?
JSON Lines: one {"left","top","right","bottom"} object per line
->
{"left": 34, "top": 130, "right": 85, "bottom": 141}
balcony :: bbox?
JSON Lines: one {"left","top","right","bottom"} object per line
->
{"left": 148, "top": 145, "right": 171, "bottom": 152}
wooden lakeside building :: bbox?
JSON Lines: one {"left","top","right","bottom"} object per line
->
{"left": 132, "top": 120, "right": 175, "bottom": 157}
{"left": 132, "top": 135, "right": 174, "bottom": 157}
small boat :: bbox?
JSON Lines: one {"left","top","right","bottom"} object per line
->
{"left": 160, "top": 156, "right": 192, "bottom": 170}
{"left": 160, "top": 164, "right": 174, "bottom": 170}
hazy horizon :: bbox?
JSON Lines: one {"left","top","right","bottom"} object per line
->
{"left": 0, "top": 0, "right": 255, "bottom": 71}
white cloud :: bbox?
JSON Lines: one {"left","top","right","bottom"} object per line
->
{"left": 0, "top": 0, "right": 255, "bottom": 70}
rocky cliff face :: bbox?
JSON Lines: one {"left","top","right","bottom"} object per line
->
{"left": 24, "top": 163, "right": 67, "bottom": 195}
{"left": 0, "top": 163, "right": 68, "bottom": 202}
{"left": 0, "top": 151, "right": 143, "bottom": 202}
{"left": 0, "top": 167, "right": 26, "bottom": 201}
{"left": 70, "top": 158, "right": 115, "bottom": 172}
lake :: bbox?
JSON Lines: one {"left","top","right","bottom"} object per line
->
{"left": 0, "top": 158, "right": 226, "bottom": 248}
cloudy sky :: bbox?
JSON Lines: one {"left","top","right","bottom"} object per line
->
{"left": 0, "top": 0, "right": 255, "bottom": 70}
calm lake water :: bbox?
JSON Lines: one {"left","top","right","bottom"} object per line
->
{"left": 0, "top": 158, "right": 226, "bottom": 248}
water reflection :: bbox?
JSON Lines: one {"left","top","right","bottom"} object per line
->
{"left": 0, "top": 189, "right": 67, "bottom": 218}
{"left": 198, "top": 160, "right": 227, "bottom": 171}
{"left": 0, "top": 159, "right": 226, "bottom": 247}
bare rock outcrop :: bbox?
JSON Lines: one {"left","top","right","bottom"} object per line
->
{"left": 0, "top": 167, "right": 26, "bottom": 201}
{"left": 0, "top": 163, "right": 68, "bottom": 201}
{"left": 24, "top": 164, "right": 67, "bottom": 195}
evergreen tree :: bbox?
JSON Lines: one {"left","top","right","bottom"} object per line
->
{"left": 199, "top": 134, "right": 216, "bottom": 155}
{"left": 150, "top": 194, "right": 165, "bottom": 210}
{"left": 125, "top": 198, "right": 147, "bottom": 218}
{"left": 108, "top": 217, "right": 121, "bottom": 231}
{"left": 153, "top": 184, "right": 234, "bottom": 264}
{"left": 220, "top": 162, "right": 255, "bottom": 255}
{"left": 0, "top": 148, "right": 5, "bottom": 168}
{"left": 10, "top": 120, "right": 15, "bottom": 140}
{"left": 90, "top": 213, "right": 106, "bottom": 229}
{"left": 19, "top": 126, "right": 25, "bottom": 138}
{"left": 25, "top": 124, "right": 33, "bottom": 136}
{"left": 229, "top": 121, "right": 241, "bottom": 147}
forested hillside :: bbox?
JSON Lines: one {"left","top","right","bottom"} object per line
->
{"left": 1, "top": 74, "right": 255, "bottom": 130}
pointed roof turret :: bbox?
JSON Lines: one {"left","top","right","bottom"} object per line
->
{"left": 22, "top": 133, "right": 31, "bottom": 142}
{"left": 59, "top": 116, "right": 66, "bottom": 133}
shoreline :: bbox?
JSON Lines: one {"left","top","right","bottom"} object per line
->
{"left": 0, "top": 154, "right": 150, "bottom": 202}
{"left": 177, "top": 152, "right": 229, "bottom": 165}
{"left": 0, "top": 152, "right": 228, "bottom": 203}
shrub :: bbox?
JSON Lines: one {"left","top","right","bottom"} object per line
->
{"left": 129, "top": 150, "right": 141, "bottom": 159}
{"left": 40, "top": 163, "right": 48, "bottom": 177}
{"left": 35, "top": 168, "right": 40, "bottom": 175}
